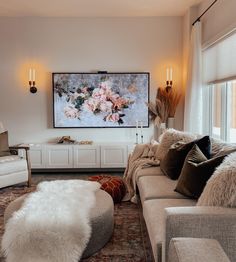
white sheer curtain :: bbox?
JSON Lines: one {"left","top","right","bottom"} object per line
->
{"left": 184, "top": 21, "right": 203, "bottom": 134}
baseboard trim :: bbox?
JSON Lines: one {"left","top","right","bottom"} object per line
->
{"left": 32, "top": 168, "right": 125, "bottom": 174}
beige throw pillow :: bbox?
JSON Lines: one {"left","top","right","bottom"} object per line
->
{"left": 155, "top": 129, "right": 196, "bottom": 161}
{"left": 197, "top": 152, "right": 236, "bottom": 207}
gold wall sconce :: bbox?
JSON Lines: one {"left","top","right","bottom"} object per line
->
{"left": 29, "top": 68, "right": 37, "bottom": 93}
{"left": 166, "top": 67, "right": 173, "bottom": 92}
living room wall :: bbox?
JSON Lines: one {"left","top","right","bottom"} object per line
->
{"left": 0, "top": 17, "right": 183, "bottom": 144}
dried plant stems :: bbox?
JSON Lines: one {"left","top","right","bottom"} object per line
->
{"left": 147, "top": 87, "right": 181, "bottom": 127}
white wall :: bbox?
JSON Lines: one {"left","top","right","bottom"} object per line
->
{"left": 198, "top": 0, "right": 236, "bottom": 45}
{"left": 0, "top": 17, "right": 183, "bottom": 144}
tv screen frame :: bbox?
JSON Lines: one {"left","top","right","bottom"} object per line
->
{"left": 52, "top": 72, "right": 150, "bottom": 128}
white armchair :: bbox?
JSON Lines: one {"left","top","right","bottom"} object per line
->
{"left": 0, "top": 123, "right": 31, "bottom": 189}
{"left": 0, "top": 144, "right": 31, "bottom": 188}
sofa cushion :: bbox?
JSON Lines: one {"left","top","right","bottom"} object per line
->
{"left": 197, "top": 152, "right": 236, "bottom": 207}
{"left": 0, "top": 131, "right": 11, "bottom": 157}
{"left": 137, "top": 176, "right": 188, "bottom": 204}
{"left": 160, "top": 136, "right": 211, "bottom": 180}
{"left": 155, "top": 129, "right": 196, "bottom": 161}
{"left": 143, "top": 199, "right": 196, "bottom": 262}
{"left": 175, "top": 145, "right": 227, "bottom": 199}
{"left": 0, "top": 157, "right": 27, "bottom": 176}
{"left": 135, "top": 166, "right": 164, "bottom": 182}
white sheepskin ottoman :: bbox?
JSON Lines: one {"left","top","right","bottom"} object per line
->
{"left": 4, "top": 189, "right": 114, "bottom": 259}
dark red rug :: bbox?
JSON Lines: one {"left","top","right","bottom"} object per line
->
{"left": 0, "top": 175, "right": 154, "bottom": 262}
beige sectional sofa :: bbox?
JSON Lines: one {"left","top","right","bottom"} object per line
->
{"left": 135, "top": 150, "right": 236, "bottom": 262}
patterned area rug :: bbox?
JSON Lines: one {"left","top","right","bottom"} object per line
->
{"left": 0, "top": 175, "right": 154, "bottom": 262}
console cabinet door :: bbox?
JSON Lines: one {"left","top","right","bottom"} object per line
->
{"left": 29, "top": 144, "right": 45, "bottom": 168}
{"left": 73, "top": 146, "right": 100, "bottom": 168}
{"left": 101, "top": 145, "right": 127, "bottom": 168}
{"left": 45, "top": 145, "right": 73, "bottom": 168}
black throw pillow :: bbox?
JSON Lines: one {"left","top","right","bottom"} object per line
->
{"left": 175, "top": 144, "right": 227, "bottom": 199}
{"left": 160, "top": 136, "right": 211, "bottom": 180}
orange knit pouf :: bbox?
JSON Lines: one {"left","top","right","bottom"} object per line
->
{"left": 89, "top": 175, "right": 126, "bottom": 203}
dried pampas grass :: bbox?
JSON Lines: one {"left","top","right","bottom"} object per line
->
{"left": 147, "top": 87, "right": 181, "bottom": 126}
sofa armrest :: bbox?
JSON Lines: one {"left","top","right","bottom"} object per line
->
{"left": 9, "top": 144, "right": 31, "bottom": 186}
{"left": 168, "top": 238, "right": 230, "bottom": 262}
{"left": 164, "top": 206, "right": 236, "bottom": 262}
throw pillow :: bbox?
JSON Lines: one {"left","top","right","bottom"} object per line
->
{"left": 89, "top": 175, "right": 126, "bottom": 203}
{"left": 160, "top": 136, "right": 211, "bottom": 180}
{"left": 175, "top": 144, "right": 227, "bottom": 199}
{"left": 210, "top": 138, "right": 236, "bottom": 157}
{"left": 0, "top": 131, "right": 11, "bottom": 157}
{"left": 197, "top": 152, "right": 236, "bottom": 207}
{"left": 155, "top": 129, "right": 196, "bottom": 161}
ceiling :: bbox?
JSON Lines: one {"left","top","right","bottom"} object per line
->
{"left": 0, "top": 0, "right": 202, "bottom": 17}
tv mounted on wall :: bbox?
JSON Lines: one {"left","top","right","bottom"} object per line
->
{"left": 53, "top": 72, "right": 149, "bottom": 128}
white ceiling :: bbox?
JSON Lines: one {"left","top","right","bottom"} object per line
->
{"left": 0, "top": 0, "right": 202, "bottom": 17}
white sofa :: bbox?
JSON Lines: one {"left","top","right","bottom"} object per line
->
{"left": 135, "top": 152, "right": 236, "bottom": 262}
{"left": 0, "top": 145, "right": 31, "bottom": 188}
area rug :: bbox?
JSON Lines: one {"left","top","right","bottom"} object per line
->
{"left": 0, "top": 174, "right": 154, "bottom": 262}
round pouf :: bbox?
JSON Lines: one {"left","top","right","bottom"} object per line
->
{"left": 4, "top": 189, "right": 114, "bottom": 259}
{"left": 89, "top": 175, "right": 126, "bottom": 203}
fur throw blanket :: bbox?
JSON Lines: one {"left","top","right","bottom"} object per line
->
{"left": 2, "top": 180, "right": 100, "bottom": 262}
{"left": 123, "top": 144, "right": 160, "bottom": 203}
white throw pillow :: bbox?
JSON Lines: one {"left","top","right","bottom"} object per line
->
{"left": 155, "top": 129, "right": 196, "bottom": 161}
{"left": 197, "top": 152, "right": 236, "bottom": 207}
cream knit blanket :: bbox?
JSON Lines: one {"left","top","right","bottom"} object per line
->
{"left": 123, "top": 144, "right": 160, "bottom": 203}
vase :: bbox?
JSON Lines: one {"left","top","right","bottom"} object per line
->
{"left": 154, "top": 122, "right": 166, "bottom": 141}
{"left": 167, "top": 117, "right": 175, "bottom": 128}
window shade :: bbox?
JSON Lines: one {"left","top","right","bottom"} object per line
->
{"left": 203, "top": 31, "right": 236, "bottom": 84}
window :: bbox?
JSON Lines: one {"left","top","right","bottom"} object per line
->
{"left": 202, "top": 31, "right": 236, "bottom": 142}
{"left": 204, "top": 80, "right": 236, "bottom": 142}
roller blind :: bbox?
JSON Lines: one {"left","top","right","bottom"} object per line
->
{"left": 203, "top": 31, "right": 236, "bottom": 84}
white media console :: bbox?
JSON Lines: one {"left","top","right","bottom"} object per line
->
{"left": 25, "top": 143, "right": 134, "bottom": 169}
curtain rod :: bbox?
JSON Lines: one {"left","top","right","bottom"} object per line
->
{"left": 192, "top": 0, "right": 218, "bottom": 26}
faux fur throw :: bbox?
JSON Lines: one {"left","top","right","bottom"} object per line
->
{"left": 123, "top": 143, "right": 160, "bottom": 203}
{"left": 197, "top": 152, "right": 236, "bottom": 207}
{"left": 2, "top": 180, "right": 100, "bottom": 262}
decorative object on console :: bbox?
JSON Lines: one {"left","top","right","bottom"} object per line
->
{"left": 89, "top": 175, "right": 126, "bottom": 203}
{"left": 57, "top": 136, "right": 76, "bottom": 144}
{"left": 29, "top": 68, "right": 37, "bottom": 93}
{"left": 78, "top": 140, "right": 93, "bottom": 145}
{"left": 53, "top": 72, "right": 149, "bottom": 128}
{"left": 135, "top": 120, "right": 144, "bottom": 144}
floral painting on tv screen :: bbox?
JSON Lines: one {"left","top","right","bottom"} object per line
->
{"left": 53, "top": 73, "right": 149, "bottom": 128}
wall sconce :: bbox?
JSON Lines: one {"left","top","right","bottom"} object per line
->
{"left": 166, "top": 67, "right": 173, "bottom": 92}
{"left": 29, "top": 68, "right": 37, "bottom": 93}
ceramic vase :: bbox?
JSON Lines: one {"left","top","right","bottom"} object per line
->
{"left": 167, "top": 117, "right": 175, "bottom": 128}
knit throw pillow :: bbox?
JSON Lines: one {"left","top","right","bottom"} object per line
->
{"left": 89, "top": 175, "right": 126, "bottom": 203}
{"left": 155, "top": 129, "right": 196, "bottom": 161}
{"left": 197, "top": 152, "right": 236, "bottom": 207}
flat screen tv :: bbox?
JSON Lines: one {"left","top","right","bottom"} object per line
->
{"left": 53, "top": 72, "right": 149, "bottom": 128}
